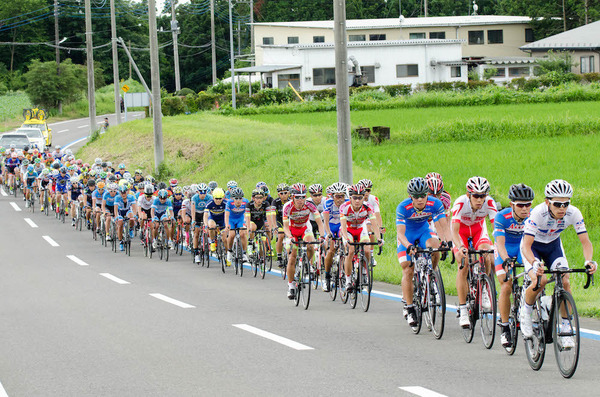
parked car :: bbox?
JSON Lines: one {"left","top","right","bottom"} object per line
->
{"left": 16, "top": 127, "right": 45, "bottom": 150}
{"left": 0, "top": 133, "right": 31, "bottom": 150}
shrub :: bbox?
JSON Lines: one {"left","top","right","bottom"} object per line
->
{"left": 419, "top": 82, "right": 454, "bottom": 91}
{"left": 382, "top": 84, "right": 412, "bottom": 97}
{"left": 300, "top": 88, "right": 337, "bottom": 101}
{"left": 251, "top": 88, "right": 296, "bottom": 106}
{"left": 350, "top": 89, "right": 391, "bottom": 102}
{"left": 161, "top": 96, "right": 185, "bottom": 116}
{"left": 177, "top": 87, "right": 195, "bottom": 96}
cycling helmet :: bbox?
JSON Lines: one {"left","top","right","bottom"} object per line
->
{"left": 41, "top": 169, "right": 50, "bottom": 175}
{"left": 11, "top": 152, "right": 17, "bottom": 158}
{"left": 326, "top": 185, "right": 334, "bottom": 195}
{"left": 508, "top": 183, "right": 535, "bottom": 201}
{"left": 252, "top": 188, "right": 263, "bottom": 197}
{"left": 545, "top": 179, "right": 572, "bottom": 199}
{"left": 106, "top": 161, "right": 112, "bottom": 168}
{"left": 52, "top": 169, "right": 59, "bottom": 176}
{"left": 348, "top": 183, "right": 366, "bottom": 196}
{"left": 330, "top": 182, "right": 347, "bottom": 194}
{"left": 22, "top": 159, "right": 30, "bottom": 166}
{"left": 144, "top": 184, "right": 154, "bottom": 195}
{"left": 87, "top": 179, "right": 96, "bottom": 187}
{"left": 157, "top": 182, "right": 167, "bottom": 191}
{"left": 59, "top": 167, "right": 67, "bottom": 173}
{"left": 227, "top": 180, "right": 238, "bottom": 189}
{"left": 173, "top": 186, "right": 183, "bottom": 194}
{"left": 169, "top": 178, "right": 178, "bottom": 187}
{"left": 70, "top": 176, "right": 79, "bottom": 184}
{"left": 118, "top": 163, "right": 126, "bottom": 169}
{"left": 358, "top": 179, "right": 373, "bottom": 189}
{"left": 158, "top": 189, "right": 168, "bottom": 199}
{"left": 146, "top": 175, "right": 155, "bottom": 184}
{"left": 122, "top": 172, "right": 131, "bottom": 180}
{"left": 55, "top": 145, "right": 61, "bottom": 150}
{"left": 27, "top": 164, "right": 34, "bottom": 172}
{"left": 290, "top": 183, "right": 307, "bottom": 196}
{"left": 108, "top": 175, "right": 117, "bottom": 183}
{"left": 97, "top": 181, "right": 106, "bottom": 189}
{"left": 256, "top": 181, "right": 267, "bottom": 189}
{"left": 134, "top": 169, "right": 143, "bottom": 175}
{"left": 212, "top": 187, "right": 225, "bottom": 199}
{"left": 99, "top": 171, "right": 108, "bottom": 180}
{"left": 65, "top": 149, "right": 72, "bottom": 155}
{"left": 76, "top": 159, "right": 83, "bottom": 165}
{"left": 119, "top": 185, "right": 128, "bottom": 193}
{"left": 208, "top": 181, "right": 218, "bottom": 191}
{"left": 425, "top": 172, "right": 443, "bottom": 181}
{"left": 83, "top": 163, "right": 90, "bottom": 168}
{"left": 136, "top": 182, "right": 145, "bottom": 190}
{"left": 407, "top": 177, "right": 429, "bottom": 196}
{"left": 276, "top": 183, "right": 290, "bottom": 192}
{"left": 259, "top": 185, "right": 269, "bottom": 195}
{"left": 183, "top": 186, "right": 191, "bottom": 195}
{"left": 108, "top": 183, "right": 118, "bottom": 192}
{"left": 23, "top": 146, "right": 29, "bottom": 152}
{"left": 466, "top": 176, "right": 490, "bottom": 194}
{"left": 426, "top": 177, "right": 444, "bottom": 195}
{"left": 197, "top": 183, "right": 208, "bottom": 193}
{"left": 309, "top": 183, "right": 323, "bottom": 194}
{"left": 95, "top": 158, "right": 102, "bottom": 165}
{"left": 231, "top": 187, "right": 244, "bottom": 198}
{"left": 101, "top": 162, "right": 107, "bottom": 168}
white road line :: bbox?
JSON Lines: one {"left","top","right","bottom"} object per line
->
{"left": 399, "top": 386, "right": 447, "bottom": 397}
{"left": 0, "top": 379, "right": 8, "bottom": 397}
{"left": 9, "top": 202, "right": 21, "bottom": 212}
{"left": 582, "top": 328, "right": 600, "bottom": 336}
{"left": 63, "top": 136, "right": 89, "bottom": 150}
{"left": 233, "top": 324, "right": 314, "bottom": 351}
{"left": 149, "top": 293, "right": 195, "bottom": 308}
{"left": 42, "top": 235, "right": 60, "bottom": 247}
{"left": 57, "top": 129, "right": 69, "bottom": 133}
{"left": 77, "top": 124, "right": 89, "bottom": 129}
{"left": 24, "top": 218, "right": 38, "bottom": 228}
{"left": 100, "top": 273, "right": 130, "bottom": 285}
{"left": 0, "top": 187, "right": 7, "bottom": 196}
{"left": 67, "top": 255, "right": 89, "bottom": 266}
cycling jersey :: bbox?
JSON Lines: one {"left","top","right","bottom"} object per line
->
{"left": 339, "top": 201, "right": 374, "bottom": 229}
{"left": 440, "top": 191, "right": 452, "bottom": 212}
{"left": 115, "top": 194, "right": 136, "bottom": 217}
{"left": 102, "top": 191, "right": 118, "bottom": 213}
{"left": 5, "top": 157, "right": 20, "bottom": 173}
{"left": 272, "top": 197, "right": 290, "bottom": 226}
{"left": 69, "top": 182, "right": 83, "bottom": 201}
{"left": 226, "top": 198, "right": 249, "bottom": 229}
{"left": 323, "top": 198, "right": 348, "bottom": 237}
{"left": 137, "top": 195, "right": 153, "bottom": 211}
{"left": 282, "top": 200, "right": 320, "bottom": 239}
{"left": 523, "top": 203, "right": 586, "bottom": 244}
{"left": 171, "top": 196, "right": 184, "bottom": 216}
{"left": 493, "top": 208, "right": 526, "bottom": 275}
{"left": 25, "top": 171, "right": 38, "bottom": 187}
{"left": 151, "top": 197, "right": 173, "bottom": 221}
{"left": 451, "top": 194, "right": 497, "bottom": 249}
{"left": 365, "top": 194, "right": 380, "bottom": 213}
{"left": 83, "top": 187, "right": 95, "bottom": 206}
{"left": 307, "top": 198, "right": 324, "bottom": 221}
{"left": 92, "top": 190, "right": 105, "bottom": 207}
{"left": 191, "top": 193, "right": 213, "bottom": 215}
{"left": 396, "top": 196, "right": 445, "bottom": 262}
{"left": 54, "top": 174, "right": 70, "bottom": 194}
{"left": 205, "top": 200, "right": 226, "bottom": 227}
{"left": 248, "top": 200, "right": 270, "bottom": 230}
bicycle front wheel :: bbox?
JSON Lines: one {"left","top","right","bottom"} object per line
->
{"left": 525, "top": 299, "right": 546, "bottom": 371}
{"left": 411, "top": 272, "right": 423, "bottom": 334}
{"left": 505, "top": 298, "right": 519, "bottom": 355}
{"left": 301, "top": 257, "right": 311, "bottom": 310}
{"left": 429, "top": 269, "right": 446, "bottom": 340}
{"left": 553, "top": 291, "right": 580, "bottom": 378}
{"left": 479, "top": 274, "right": 497, "bottom": 349}
{"left": 329, "top": 258, "right": 338, "bottom": 301}
{"left": 359, "top": 258, "right": 373, "bottom": 312}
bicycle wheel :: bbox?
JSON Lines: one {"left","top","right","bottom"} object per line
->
{"left": 553, "top": 291, "right": 580, "bottom": 378}
{"left": 301, "top": 256, "right": 311, "bottom": 310}
{"left": 219, "top": 240, "right": 225, "bottom": 273}
{"left": 163, "top": 227, "right": 169, "bottom": 262}
{"left": 203, "top": 232, "right": 210, "bottom": 267}
{"left": 429, "top": 269, "right": 446, "bottom": 339}
{"left": 525, "top": 298, "right": 546, "bottom": 371}
{"left": 259, "top": 240, "right": 267, "bottom": 279}
{"left": 359, "top": 258, "right": 373, "bottom": 312}
{"left": 480, "top": 274, "right": 497, "bottom": 349}
{"left": 294, "top": 262, "right": 301, "bottom": 307}
{"left": 237, "top": 238, "right": 243, "bottom": 277}
{"left": 329, "top": 257, "right": 338, "bottom": 301}
{"left": 339, "top": 262, "right": 348, "bottom": 304}
{"left": 411, "top": 272, "right": 423, "bottom": 334}
{"left": 505, "top": 299, "right": 519, "bottom": 355}
{"left": 251, "top": 244, "right": 258, "bottom": 277}
{"left": 280, "top": 249, "right": 287, "bottom": 280}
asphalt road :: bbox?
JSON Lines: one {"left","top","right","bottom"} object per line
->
{"left": 1, "top": 115, "right": 599, "bottom": 396}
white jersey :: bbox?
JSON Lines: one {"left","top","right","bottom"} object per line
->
{"left": 182, "top": 198, "right": 192, "bottom": 215}
{"left": 523, "top": 202, "right": 586, "bottom": 244}
{"left": 365, "top": 194, "right": 380, "bottom": 213}
{"left": 451, "top": 194, "right": 497, "bottom": 227}
{"left": 137, "top": 194, "right": 153, "bottom": 210}
{"left": 307, "top": 198, "right": 324, "bottom": 221}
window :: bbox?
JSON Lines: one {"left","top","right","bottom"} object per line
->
{"left": 313, "top": 35, "right": 325, "bottom": 43}
{"left": 369, "top": 34, "right": 386, "bottom": 41}
{"left": 262, "top": 37, "right": 274, "bottom": 45}
{"left": 468, "top": 30, "right": 484, "bottom": 45}
{"left": 349, "top": 34, "right": 366, "bottom": 42}
{"left": 429, "top": 32, "right": 446, "bottom": 39}
{"left": 509, "top": 67, "right": 530, "bottom": 77}
{"left": 525, "top": 28, "right": 534, "bottom": 43}
{"left": 352, "top": 65, "right": 375, "bottom": 83}
{"left": 278, "top": 74, "right": 300, "bottom": 90}
{"left": 581, "top": 56, "right": 595, "bottom": 73}
{"left": 313, "top": 68, "right": 336, "bottom": 85}
{"left": 451, "top": 66, "right": 462, "bottom": 78}
{"left": 409, "top": 32, "right": 426, "bottom": 39}
{"left": 491, "top": 68, "right": 506, "bottom": 78}
{"left": 487, "top": 30, "right": 503, "bottom": 44}
{"left": 396, "top": 64, "right": 419, "bottom": 77}
{"left": 287, "top": 36, "right": 299, "bottom": 44}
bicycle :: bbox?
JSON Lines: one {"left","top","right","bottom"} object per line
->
{"left": 122, "top": 217, "right": 132, "bottom": 256}
{"left": 142, "top": 220, "right": 153, "bottom": 258}
{"left": 501, "top": 258, "right": 526, "bottom": 355}
{"left": 326, "top": 237, "right": 344, "bottom": 301}
{"left": 230, "top": 227, "right": 246, "bottom": 276}
{"left": 208, "top": 227, "right": 226, "bottom": 273}
{"left": 409, "top": 246, "right": 450, "bottom": 338}
{"left": 41, "top": 187, "right": 50, "bottom": 216}
{"left": 342, "top": 241, "right": 381, "bottom": 312}
{"left": 250, "top": 229, "right": 270, "bottom": 279}
{"left": 156, "top": 219, "right": 170, "bottom": 261}
{"left": 524, "top": 265, "right": 594, "bottom": 378}
{"left": 458, "top": 245, "right": 497, "bottom": 349}
{"left": 74, "top": 201, "right": 84, "bottom": 231}
{"left": 27, "top": 188, "right": 36, "bottom": 213}
{"left": 279, "top": 237, "right": 290, "bottom": 280}
{"left": 312, "top": 237, "right": 327, "bottom": 290}
{"left": 291, "top": 240, "right": 320, "bottom": 310}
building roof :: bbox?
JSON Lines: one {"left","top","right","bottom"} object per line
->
{"left": 521, "top": 20, "right": 600, "bottom": 51}
{"left": 234, "top": 65, "right": 301, "bottom": 73}
{"left": 261, "top": 39, "right": 465, "bottom": 50}
{"left": 483, "top": 57, "right": 537, "bottom": 64}
{"left": 252, "top": 15, "right": 531, "bottom": 30}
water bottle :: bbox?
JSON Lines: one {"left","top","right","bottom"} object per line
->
{"left": 284, "top": 238, "right": 291, "bottom": 251}
{"left": 540, "top": 295, "right": 552, "bottom": 321}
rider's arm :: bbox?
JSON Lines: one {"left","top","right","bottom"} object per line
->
{"left": 224, "top": 208, "right": 230, "bottom": 229}
{"left": 521, "top": 234, "right": 537, "bottom": 266}
{"left": 283, "top": 219, "right": 292, "bottom": 239}
{"left": 435, "top": 217, "right": 451, "bottom": 243}
{"left": 494, "top": 235, "right": 509, "bottom": 262}
{"left": 340, "top": 217, "right": 349, "bottom": 241}
{"left": 578, "top": 232, "right": 594, "bottom": 264}
{"left": 451, "top": 221, "right": 464, "bottom": 251}
{"left": 203, "top": 208, "right": 209, "bottom": 225}
{"left": 396, "top": 224, "right": 411, "bottom": 248}
{"left": 102, "top": 199, "right": 106, "bottom": 213}
{"left": 191, "top": 202, "right": 196, "bottom": 223}
{"left": 323, "top": 211, "right": 332, "bottom": 237}
{"left": 315, "top": 215, "right": 325, "bottom": 237}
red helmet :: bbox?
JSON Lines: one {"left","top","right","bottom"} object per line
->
{"left": 169, "top": 178, "right": 178, "bottom": 187}
{"left": 290, "top": 183, "right": 307, "bottom": 196}
{"left": 425, "top": 172, "right": 443, "bottom": 181}
{"left": 348, "top": 183, "right": 366, "bottom": 196}
{"left": 426, "top": 177, "right": 444, "bottom": 195}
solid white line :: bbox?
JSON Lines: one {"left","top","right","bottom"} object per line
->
{"left": 0, "top": 380, "right": 8, "bottom": 397}
{"left": 77, "top": 124, "right": 89, "bottom": 129}
{"left": 233, "top": 324, "right": 314, "bottom": 351}
{"left": 63, "top": 136, "right": 89, "bottom": 150}
{"left": 399, "top": 386, "right": 447, "bottom": 397}
{"left": 582, "top": 328, "right": 600, "bottom": 336}
{"left": 42, "top": 235, "right": 60, "bottom": 247}
{"left": 66, "top": 255, "right": 89, "bottom": 266}
{"left": 149, "top": 293, "right": 195, "bottom": 309}
{"left": 24, "top": 218, "right": 38, "bottom": 228}
{"left": 0, "top": 187, "right": 7, "bottom": 196}
{"left": 100, "top": 273, "right": 130, "bottom": 285}
{"left": 9, "top": 202, "right": 21, "bottom": 212}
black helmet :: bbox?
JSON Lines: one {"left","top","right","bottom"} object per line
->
{"left": 231, "top": 187, "right": 244, "bottom": 199}
{"left": 407, "top": 177, "right": 429, "bottom": 196}
{"left": 157, "top": 181, "right": 167, "bottom": 190}
{"left": 508, "top": 183, "right": 534, "bottom": 201}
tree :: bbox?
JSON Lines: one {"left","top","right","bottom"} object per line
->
{"left": 24, "top": 58, "right": 86, "bottom": 108}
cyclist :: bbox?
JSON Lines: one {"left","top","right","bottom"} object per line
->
{"left": 493, "top": 183, "right": 534, "bottom": 348}
{"left": 5, "top": 152, "right": 21, "bottom": 193}
{"left": 82, "top": 179, "right": 96, "bottom": 229}
{"left": 115, "top": 184, "right": 137, "bottom": 251}
{"left": 225, "top": 180, "right": 237, "bottom": 200}
{"left": 151, "top": 189, "right": 174, "bottom": 249}
{"left": 102, "top": 183, "right": 119, "bottom": 241}
{"left": 519, "top": 180, "right": 597, "bottom": 347}
{"left": 23, "top": 165, "right": 38, "bottom": 208}
{"left": 37, "top": 168, "right": 52, "bottom": 211}
{"left": 283, "top": 183, "right": 324, "bottom": 299}
{"left": 191, "top": 183, "right": 213, "bottom": 263}
{"left": 396, "top": 177, "right": 451, "bottom": 327}
{"left": 425, "top": 173, "right": 452, "bottom": 214}
{"left": 224, "top": 187, "right": 250, "bottom": 265}
{"left": 307, "top": 184, "right": 325, "bottom": 234}
{"left": 451, "top": 176, "right": 498, "bottom": 328}
{"left": 137, "top": 184, "right": 155, "bottom": 241}
{"left": 322, "top": 182, "right": 348, "bottom": 292}
{"left": 247, "top": 188, "right": 272, "bottom": 256}
{"left": 340, "top": 183, "right": 381, "bottom": 293}
{"left": 272, "top": 183, "right": 291, "bottom": 268}
{"left": 54, "top": 167, "right": 70, "bottom": 216}
{"left": 204, "top": 187, "right": 227, "bottom": 257}
{"left": 359, "top": 179, "right": 384, "bottom": 235}
{"left": 68, "top": 175, "right": 84, "bottom": 226}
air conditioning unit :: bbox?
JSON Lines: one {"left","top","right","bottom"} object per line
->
{"left": 430, "top": 59, "right": 438, "bottom": 66}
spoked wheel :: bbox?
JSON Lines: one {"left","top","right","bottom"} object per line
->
{"left": 349, "top": 271, "right": 358, "bottom": 310}
{"left": 237, "top": 241, "right": 243, "bottom": 277}
{"left": 300, "top": 259, "right": 311, "bottom": 310}
{"left": 505, "top": 303, "right": 519, "bottom": 355}
{"left": 294, "top": 263, "right": 301, "bottom": 307}
{"left": 280, "top": 250, "right": 288, "bottom": 280}
{"left": 259, "top": 242, "right": 267, "bottom": 279}
{"left": 312, "top": 255, "right": 321, "bottom": 290}
{"left": 219, "top": 243, "right": 226, "bottom": 273}
{"left": 411, "top": 272, "right": 423, "bottom": 334}
{"left": 553, "top": 291, "right": 580, "bottom": 378}
{"left": 329, "top": 260, "right": 338, "bottom": 301}
{"left": 525, "top": 299, "right": 546, "bottom": 371}
{"left": 163, "top": 228, "right": 170, "bottom": 262}
{"left": 359, "top": 259, "right": 373, "bottom": 312}
{"left": 203, "top": 235, "right": 210, "bottom": 267}
{"left": 480, "top": 274, "right": 497, "bottom": 349}
{"left": 428, "top": 270, "right": 446, "bottom": 340}
{"left": 461, "top": 298, "right": 476, "bottom": 343}
{"left": 339, "top": 265, "right": 348, "bottom": 304}
{"left": 100, "top": 223, "right": 106, "bottom": 247}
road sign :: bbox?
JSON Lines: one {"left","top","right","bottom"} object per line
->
{"left": 122, "top": 84, "right": 130, "bottom": 92}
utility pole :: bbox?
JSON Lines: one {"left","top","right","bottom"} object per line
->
{"left": 118, "top": 38, "right": 152, "bottom": 98}
{"left": 84, "top": 0, "right": 96, "bottom": 136}
{"left": 54, "top": 0, "right": 62, "bottom": 114}
{"left": 229, "top": 0, "right": 236, "bottom": 109}
{"left": 171, "top": 0, "right": 181, "bottom": 92}
{"left": 128, "top": 40, "right": 132, "bottom": 80}
{"left": 334, "top": 0, "right": 352, "bottom": 184}
{"left": 250, "top": 0, "right": 254, "bottom": 66}
{"left": 110, "top": 0, "right": 121, "bottom": 125}
{"left": 148, "top": 0, "right": 164, "bottom": 174}
{"left": 211, "top": 0, "right": 217, "bottom": 85}
{"left": 424, "top": 0, "right": 428, "bottom": 17}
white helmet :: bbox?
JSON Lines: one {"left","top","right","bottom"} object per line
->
{"left": 466, "top": 176, "right": 490, "bottom": 194}
{"left": 94, "top": 158, "right": 102, "bottom": 165}
{"left": 70, "top": 176, "right": 79, "bottom": 184}
{"left": 545, "top": 179, "right": 573, "bottom": 198}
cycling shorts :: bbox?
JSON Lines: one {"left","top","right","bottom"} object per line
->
{"left": 494, "top": 244, "right": 523, "bottom": 276}
{"left": 116, "top": 209, "right": 133, "bottom": 220}
{"left": 397, "top": 224, "right": 437, "bottom": 263}
{"left": 345, "top": 226, "right": 369, "bottom": 244}
{"left": 70, "top": 192, "right": 80, "bottom": 201}
{"left": 153, "top": 211, "right": 172, "bottom": 222}
{"left": 520, "top": 238, "right": 568, "bottom": 274}
{"left": 329, "top": 223, "right": 341, "bottom": 238}
{"left": 6, "top": 165, "right": 17, "bottom": 174}
{"left": 26, "top": 177, "right": 36, "bottom": 188}
{"left": 56, "top": 184, "right": 68, "bottom": 194}
{"left": 194, "top": 213, "right": 205, "bottom": 228}
{"left": 142, "top": 208, "right": 152, "bottom": 219}
{"left": 456, "top": 221, "right": 491, "bottom": 250}
{"left": 228, "top": 217, "right": 245, "bottom": 230}
{"left": 252, "top": 219, "right": 265, "bottom": 231}
{"left": 104, "top": 205, "right": 115, "bottom": 215}
{"left": 290, "top": 224, "right": 311, "bottom": 240}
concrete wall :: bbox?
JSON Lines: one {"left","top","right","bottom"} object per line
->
{"left": 529, "top": 50, "right": 599, "bottom": 74}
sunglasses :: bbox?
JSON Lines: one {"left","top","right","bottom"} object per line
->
{"left": 214, "top": 197, "right": 223, "bottom": 200}
{"left": 254, "top": 196, "right": 264, "bottom": 199}
{"left": 198, "top": 190, "right": 207, "bottom": 194}
{"left": 279, "top": 191, "right": 289, "bottom": 194}
{"left": 351, "top": 195, "right": 363, "bottom": 200}
{"left": 311, "top": 193, "right": 322, "bottom": 197}
{"left": 512, "top": 201, "right": 532, "bottom": 208}
{"left": 365, "top": 189, "right": 371, "bottom": 193}
{"left": 549, "top": 200, "right": 570, "bottom": 208}
{"left": 294, "top": 195, "right": 306, "bottom": 199}
{"left": 145, "top": 193, "right": 153, "bottom": 197}
{"left": 334, "top": 194, "right": 345, "bottom": 199}
{"left": 471, "top": 193, "right": 486, "bottom": 199}
{"left": 412, "top": 194, "right": 427, "bottom": 199}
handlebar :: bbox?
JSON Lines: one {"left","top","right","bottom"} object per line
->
{"left": 533, "top": 266, "right": 594, "bottom": 291}
{"left": 347, "top": 241, "right": 383, "bottom": 255}
{"left": 502, "top": 258, "right": 521, "bottom": 283}
{"left": 291, "top": 240, "right": 321, "bottom": 246}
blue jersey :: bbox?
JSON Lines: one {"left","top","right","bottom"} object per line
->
{"left": 323, "top": 197, "right": 347, "bottom": 225}
{"left": 102, "top": 191, "right": 118, "bottom": 207}
{"left": 171, "top": 196, "right": 184, "bottom": 214}
{"left": 54, "top": 173, "right": 69, "bottom": 187}
{"left": 25, "top": 170, "right": 38, "bottom": 180}
{"left": 205, "top": 200, "right": 226, "bottom": 223}
{"left": 396, "top": 196, "right": 445, "bottom": 229}
{"left": 92, "top": 189, "right": 105, "bottom": 206}
{"left": 493, "top": 208, "right": 526, "bottom": 247}
{"left": 226, "top": 198, "right": 249, "bottom": 221}
{"left": 151, "top": 197, "right": 173, "bottom": 214}
{"left": 115, "top": 194, "right": 136, "bottom": 212}
{"left": 191, "top": 193, "right": 213, "bottom": 213}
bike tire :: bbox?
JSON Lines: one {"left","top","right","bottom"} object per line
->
{"left": 339, "top": 262, "right": 348, "bottom": 304}
{"left": 237, "top": 239, "right": 243, "bottom": 277}
{"left": 294, "top": 260, "right": 301, "bottom": 307}
{"left": 359, "top": 258, "right": 372, "bottom": 312}
{"left": 525, "top": 299, "right": 546, "bottom": 371}
{"left": 329, "top": 259, "right": 338, "bottom": 301}
{"left": 163, "top": 227, "right": 169, "bottom": 262}
{"left": 302, "top": 260, "right": 311, "bottom": 310}
{"left": 553, "top": 291, "right": 580, "bottom": 378}
{"left": 259, "top": 240, "right": 267, "bottom": 279}
{"left": 429, "top": 269, "right": 446, "bottom": 340}
{"left": 411, "top": 272, "right": 423, "bottom": 334}
{"left": 203, "top": 233, "right": 210, "bottom": 267}
{"left": 480, "top": 274, "right": 497, "bottom": 349}
{"left": 219, "top": 241, "right": 225, "bottom": 273}
{"left": 505, "top": 300, "right": 519, "bottom": 355}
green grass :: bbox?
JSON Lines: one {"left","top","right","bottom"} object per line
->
{"left": 77, "top": 102, "right": 600, "bottom": 317}
{"left": 0, "top": 92, "right": 32, "bottom": 132}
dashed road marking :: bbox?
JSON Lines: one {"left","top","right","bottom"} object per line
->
{"left": 100, "top": 273, "right": 130, "bottom": 285}
{"left": 399, "top": 386, "right": 447, "bottom": 397}
{"left": 42, "top": 235, "right": 59, "bottom": 247}
{"left": 24, "top": 218, "right": 38, "bottom": 228}
{"left": 233, "top": 324, "right": 314, "bottom": 351}
{"left": 67, "top": 255, "right": 89, "bottom": 266}
{"left": 9, "top": 202, "right": 21, "bottom": 212}
{"left": 149, "top": 293, "right": 195, "bottom": 308}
